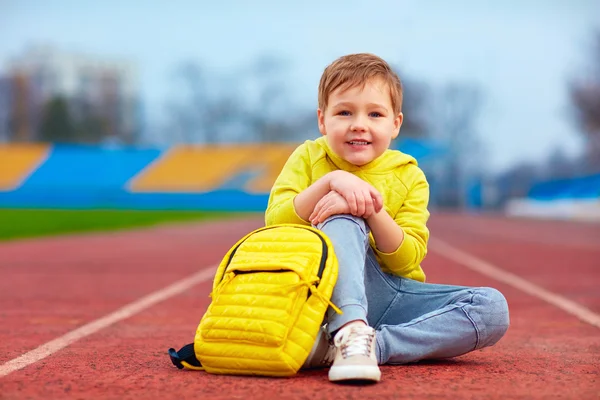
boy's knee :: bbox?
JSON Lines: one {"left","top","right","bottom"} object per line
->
{"left": 316, "top": 214, "right": 369, "bottom": 237}
{"left": 474, "top": 287, "right": 510, "bottom": 348}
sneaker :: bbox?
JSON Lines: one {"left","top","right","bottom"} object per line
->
{"left": 328, "top": 324, "right": 381, "bottom": 382}
{"left": 302, "top": 324, "right": 336, "bottom": 369}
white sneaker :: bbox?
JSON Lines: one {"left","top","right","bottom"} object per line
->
{"left": 302, "top": 324, "right": 336, "bottom": 369}
{"left": 328, "top": 324, "right": 381, "bottom": 382}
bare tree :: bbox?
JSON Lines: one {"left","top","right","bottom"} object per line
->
{"left": 165, "top": 63, "right": 207, "bottom": 144}
{"left": 541, "top": 146, "right": 580, "bottom": 180}
{"left": 569, "top": 30, "right": 600, "bottom": 173}
{"left": 166, "top": 62, "right": 243, "bottom": 145}
{"left": 495, "top": 161, "right": 542, "bottom": 205}
{"left": 166, "top": 55, "right": 318, "bottom": 145}
{"left": 240, "top": 54, "right": 317, "bottom": 143}
{"left": 392, "top": 69, "right": 432, "bottom": 138}
{"left": 433, "top": 83, "right": 483, "bottom": 208}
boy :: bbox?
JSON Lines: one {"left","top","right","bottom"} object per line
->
{"left": 264, "top": 53, "right": 509, "bottom": 383}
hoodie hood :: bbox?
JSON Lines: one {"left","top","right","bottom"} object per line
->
{"left": 315, "top": 136, "right": 417, "bottom": 173}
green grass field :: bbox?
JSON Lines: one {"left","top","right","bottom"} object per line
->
{"left": 0, "top": 209, "right": 255, "bottom": 241}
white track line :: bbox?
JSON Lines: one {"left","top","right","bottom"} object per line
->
{"left": 0, "top": 266, "right": 216, "bottom": 378}
{"left": 429, "top": 237, "right": 600, "bottom": 329}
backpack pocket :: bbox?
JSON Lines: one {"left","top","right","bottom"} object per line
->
{"left": 199, "top": 268, "right": 311, "bottom": 347}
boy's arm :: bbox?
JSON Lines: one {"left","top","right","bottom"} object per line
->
{"left": 293, "top": 176, "right": 333, "bottom": 222}
{"left": 268, "top": 167, "right": 347, "bottom": 224}
{"left": 265, "top": 145, "right": 313, "bottom": 226}
{"left": 365, "top": 209, "right": 405, "bottom": 253}
{"left": 366, "top": 167, "right": 430, "bottom": 278}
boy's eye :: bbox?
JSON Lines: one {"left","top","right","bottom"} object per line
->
{"left": 369, "top": 112, "right": 383, "bottom": 118}
{"left": 337, "top": 110, "right": 351, "bottom": 116}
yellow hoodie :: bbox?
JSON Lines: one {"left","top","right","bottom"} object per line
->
{"left": 265, "top": 136, "right": 430, "bottom": 282}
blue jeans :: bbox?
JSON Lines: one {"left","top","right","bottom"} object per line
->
{"left": 317, "top": 214, "right": 510, "bottom": 365}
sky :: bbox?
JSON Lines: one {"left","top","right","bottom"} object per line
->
{"left": 1, "top": 0, "right": 599, "bottom": 172}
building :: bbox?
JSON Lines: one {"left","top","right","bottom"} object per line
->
{"left": 3, "top": 45, "right": 139, "bottom": 143}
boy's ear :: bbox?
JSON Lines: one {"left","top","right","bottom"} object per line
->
{"left": 392, "top": 112, "right": 403, "bottom": 139}
{"left": 317, "top": 108, "right": 327, "bottom": 136}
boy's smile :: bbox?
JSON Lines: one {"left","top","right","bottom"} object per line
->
{"left": 318, "top": 78, "right": 403, "bottom": 166}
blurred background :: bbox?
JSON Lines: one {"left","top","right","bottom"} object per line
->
{"left": 0, "top": 0, "right": 599, "bottom": 239}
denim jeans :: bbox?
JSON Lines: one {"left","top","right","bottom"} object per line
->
{"left": 317, "top": 214, "right": 510, "bottom": 365}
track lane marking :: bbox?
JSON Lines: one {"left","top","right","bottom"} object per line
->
{"left": 0, "top": 266, "right": 216, "bottom": 378}
{"left": 429, "top": 237, "right": 600, "bottom": 329}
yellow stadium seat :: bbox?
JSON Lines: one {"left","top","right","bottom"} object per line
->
{"left": 0, "top": 144, "right": 50, "bottom": 191}
{"left": 128, "top": 144, "right": 296, "bottom": 193}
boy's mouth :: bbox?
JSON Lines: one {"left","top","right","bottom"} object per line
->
{"left": 347, "top": 140, "right": 371, "bottom": 146}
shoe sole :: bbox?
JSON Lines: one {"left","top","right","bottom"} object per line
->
{"left": 328, "top": 365, "right": 381, "bottom": 382}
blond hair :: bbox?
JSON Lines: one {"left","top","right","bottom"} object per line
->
{"left": 318, "top": 53, "right": 403, "bottom": 114}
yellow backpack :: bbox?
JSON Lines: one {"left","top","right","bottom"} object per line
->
{"left": 168, "top": 223, "right": 341, "bottom": 377}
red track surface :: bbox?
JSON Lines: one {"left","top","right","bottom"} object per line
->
{"left": 0, "top": 213, "right": 598, "bottom": 399}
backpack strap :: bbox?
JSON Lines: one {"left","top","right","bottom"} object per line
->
{"left": 168, "top": 344, "right": 204, "bottom": 371}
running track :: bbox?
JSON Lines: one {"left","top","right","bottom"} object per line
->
{"left": 0, "top": 213, "right": 598, "bottom": 399}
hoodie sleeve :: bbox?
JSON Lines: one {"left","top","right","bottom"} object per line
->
{"left": 372, "top": 165, "right": 430, "bottom": 282}
{"left": 265, "top": 143, "right": 312, "bottom": 226}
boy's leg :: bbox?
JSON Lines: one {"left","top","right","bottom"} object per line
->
{"left": 315, "top": 214, "right": 371, "bottom": 334}
{"left": 363, "top": 250, "right": 510, "bottom": 365}
{"left": 315, "top": 214, "right": 381, "bottom": 382}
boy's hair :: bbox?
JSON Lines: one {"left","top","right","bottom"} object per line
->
{"left": 318, "top": 53, "right": 403, "bottom": 114}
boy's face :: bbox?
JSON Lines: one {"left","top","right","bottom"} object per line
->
{"left": 318, "top": 78, "right": 403, "bottom": 166}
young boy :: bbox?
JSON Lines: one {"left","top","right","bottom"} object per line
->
{"left": 264, "top": 53, "right": 509, "bottom": 383}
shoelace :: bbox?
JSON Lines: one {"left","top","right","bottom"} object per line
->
{"left": 335, "top": 326, "right": 375, "bottom": 359}
{"left": 321, "top": 344, "right": 337, "bottom": 365}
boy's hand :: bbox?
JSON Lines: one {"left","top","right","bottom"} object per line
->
{"left": 309, "top": 190, "right": 350, "bottom": 225}
{"left": 328, "top": 170, "right": 383, "bottom": 218}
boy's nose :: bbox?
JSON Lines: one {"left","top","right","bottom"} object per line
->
{"left": 350, "top": 115, "right": 367, "bottom": 132}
